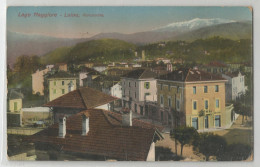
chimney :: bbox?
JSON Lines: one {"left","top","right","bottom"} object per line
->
{"left": 122, "top": 110, "right": 132, "bottom": 126}
{"left": 58, "top": 116, "right": 66, "bottom": 138}
{"left": 82, "top": 114, "right": 89, "bottom": 135}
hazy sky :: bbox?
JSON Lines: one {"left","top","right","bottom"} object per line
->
{"left": 7, "top": 6, "right": 252, "bottom": 38}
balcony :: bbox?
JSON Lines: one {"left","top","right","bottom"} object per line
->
{"left": 145, "top": 95, "right": 157, "bottom": 102}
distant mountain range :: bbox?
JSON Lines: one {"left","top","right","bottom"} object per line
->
{"left": 152, "top": 18, "right": 235, "bottom": 32}
{"left": 7, "top": 18, "right": 252, "bottom": 65}
{"left": 7, "top": 31, "right": 86, "bottom": 65}
{"left": 90, "top": 20, "right": 252, "bottom": 43}
{"left": 171, "top": 21, "right": 252, "bottom": 41}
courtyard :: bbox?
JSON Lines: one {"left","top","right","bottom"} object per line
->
{"left": 155, "top": 115, "right": 253, "bottom": 161}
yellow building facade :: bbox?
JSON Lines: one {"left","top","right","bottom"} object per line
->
{"left": 9, "top": 98, "right": 23, "bottom": 113}
{"left": 48, "top": 78, "right": 77, "bottom": 101}
{"left": 157, "top": 68, "right": 228, "bottom": 131}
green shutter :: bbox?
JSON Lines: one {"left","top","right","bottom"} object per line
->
{"left": 14, "top": 102, "right": 17, "bottom": 111}
{"left": 144, "top": 82, "right": 150, "bottom": 89}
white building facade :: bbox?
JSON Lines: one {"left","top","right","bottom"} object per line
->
{"left": 222, "top": 71, "right": 246, "bottom": 102}
{"left": 121, "top": 69, "right": 157, "bottom": 116}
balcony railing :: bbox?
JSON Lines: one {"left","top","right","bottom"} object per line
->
{"left": 145, "top": 95, "right": 157, "bottom": 102}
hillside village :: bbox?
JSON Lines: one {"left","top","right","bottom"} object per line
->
{"left": 6, "top": 10, "right": 253, "bottom": 162}
{"left": 7, "top": 46, "right": 253, "bottom": 161}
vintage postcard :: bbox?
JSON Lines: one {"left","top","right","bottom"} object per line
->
{"left": 6, "top": 6, "right": 253, "bottom": 161}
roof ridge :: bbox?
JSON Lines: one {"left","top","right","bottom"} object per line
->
{"left": 138, "top": 69, "right": 146, "bottom": 79}
{"left": 100, "top": 109, "right": 120, "bottom": 127}
{"left": 77, "top": 88, "right": 88, "bottom": 109}
{"left": 101, "top": 110, "right": 160, "bottom": 131}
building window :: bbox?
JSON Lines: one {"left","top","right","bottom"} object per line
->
{"left": 213, "top": 68, "right": 217, "bottom": 73}
{"left": 193, "top": 101, "right": 197, "bottom": 110}
{"left": 215, "top": 85, "right": 219, "bottom": 92}
{"left": 193, "top": 86, "right": 196, "bottom": 94}
{"left": 135, "top": 92, "right": 137, "bottom": 98}
{"left": 215, "top": 115, "right": 221, "bottom": 127}
{"left": 168, "top": 114, "right": 172, "bottom": 125}
{"left": 145, "top": 93, "right": 150, "bottom": 99}
{"left": 62, "top": 89, "right": 65, "bottom": 94}
{"left": 129, "top": 101, "right": 132, "bottom": 110}
{"left": 135, "top": 104, "right": 137, "bottom": 113}
{"left": 168, "top": 84, "right": 171, "bottom": 91}
{"left": 54, "top": 81, "right": 56, "bottom": 86}
{"left": 62, "top": 81, "right": 65, "bottom": 85}
{"left": 145, "top": 105, "right": 148, "bottom": 116}
{"left": 160, "top": 95, "right": 164, "bottom": 105}
{"left": 140, "top": 106, "right": 143, "bottom": 115}
{"left": 168, "top": 97, "right": 172, "bottom": 107}
{"left": 216, "top": 99, "right": 220, "bottom": 108}
{"left": 135, "top": 82, "right": 136, "bottom": 87}
{"left": 144, "top": 82, "right": 150, "bottom": 89}
{"left": 204, "top": 86, "right": 208, "bottom": 93}
{"left": 192, "top": 117, "right": 198, "bottom": 130}
{"left": 160, "top": 84, "right": 163, "bottom": 90}
{"left": 129, "top": 82, "right": 131, "bottom": 87}
{"left": 161, "top": 112, "right": 164, "bottom": 122}
{"left": 129, "top": 91, "right": 130, "bottom": 97}
{"left": 205, "top": 100, "right": 209, "bottom": 110}
{"left": 205, "top": 115, "right": 209, "bottom": 129}
{"left": 53, "top": 89, "right": 56, "bottom": 94}
{"left": 176, "top": 100, "right": 180, "bottom": 110}
{"left": 177, "top": 86, "right": 180, "bottom": 93}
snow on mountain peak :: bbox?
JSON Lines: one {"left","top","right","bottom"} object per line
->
{"left": 152, "top": 18, "right": 236, "bottom": 32}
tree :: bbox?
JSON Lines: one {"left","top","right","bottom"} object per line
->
{"left": 217, "top": 143, "right": 252, "bottom": 161}
{"left": 193, "top": 133, "right": 227, "bottom": 161}
{"left": 199, "top": 110, "right": 205, "bottom": 131}
{"left": 158, "top": 61, "right": 165, "bottom": 67}
{"left": 233, "top": 91, "right": 253, "bottom": 125}
{"left": 171, "top": 110, "right": 179, "bottom": 155}
{"left": 170, "top": 126, "right": 198, "bottom": 156}
{"left": 13, "top": 55, "right": 42, "bottom": 74}
{"left": 9, "top": 55, "right": 43, "bottom": 89}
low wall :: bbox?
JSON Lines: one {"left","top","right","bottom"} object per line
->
{"left": 7, "top": 127, "right": 44, "bottom": 135}
{"left": 22, "top": 111, "right": 52, "bottom": 126}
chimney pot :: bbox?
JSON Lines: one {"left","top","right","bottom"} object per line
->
{"left": 59, "top": 116, "right": 66, "bottom": 138}
{"left": 82, "top": 114, "right": 89, "bottom": 135}
{"left": 122, "top": 110, "right": 133, "bottom": 126}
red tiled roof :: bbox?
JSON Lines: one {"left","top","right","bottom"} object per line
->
{"left": 158, "top": 68, "right": 226, "bottom": 82}
{"left": 30, "top": 109, "right": 163, "bottom": 161}
{"left": 102, "top": 110, "right": 164, "bottom": 131}
{"left": 43, "top": 87, "right": 118, "bottom": 109}
{"left": 122, "top": 69, "right": 157, "bottom": 79}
